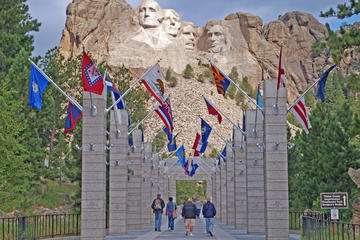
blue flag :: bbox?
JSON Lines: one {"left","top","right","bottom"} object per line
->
{"left": 190, "top": 160, "right": 199, "bottom": 177}
{"left": 29, "top": 65, "right": 49, "bottom": 109}
{"left": 201, "top": 118, "right": 212, "bottom": 143}
{"left": 176, "top": 145, "right": 186, "bottom": 167}
{"left": 220, "top": 145, "right": 227, "bottom": 163}
{"left": 256, "top": 88, "right": 263, "bottom": 108}
{"left": 163, "top": 126, "right": 172, "bottom": 141}
{"left": 167, "top": 132, "right": 179, "bottom": 152}
{"left": 64, "top": 101, "right": 82, "bottom": 134}
{"left": 316, "top": 64, "right": 337, "bottom": 102}
{"left": 128, "top": 112, "right": 133, "bottom": 147}
{"left": 105, "top": 77, "right": 126, "bottom": 109}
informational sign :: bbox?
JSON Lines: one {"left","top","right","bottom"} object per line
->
{"left": 331, "top": 209, "right": 339, "bottom": 220}
{"left": 320, "top": 192, "right": 348, "bottom": 209}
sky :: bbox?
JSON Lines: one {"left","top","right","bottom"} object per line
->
{"left": 27, "top": 0, "right": 360, "bottom": 56}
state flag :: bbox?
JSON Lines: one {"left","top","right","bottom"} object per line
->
{"left": 82, "top": 51, "right": 104, "bottom": 95}
{"left": 204, "top": 97, "right": 222, "bottom": 124}
{"left": 105, "top": 77, "right": 125, "bottom": 109}
{"left": 64, "top": 101, "right": 82, "bottom": 134}
{"left": 277, "top": 46, "right": 286, "bottom": 89}
{"left": 176, "top": 145, "right": 186, "bottom": 167}
{"left": 316, "top": 64, "right": 337, "bottom": 102}
{"left": 141, "top": 63, "right": 165, "bottom": 104}
{"left": 29, "top": 65, "right": 49, "bottom": 109}
{"left": 210, "top": 63, "right": 230, "bottom": 96}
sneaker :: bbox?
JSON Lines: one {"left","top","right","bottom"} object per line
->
{"left": 190, "top": 232, "right": 193, "bottom": 236}
{"left": 185, "top": 231, "right": 188, "bottom": 236}
{"left": 209, "top": 232, "right": 213, "bottom": 237}
{"left": 155, "top": 228, "right": 157, "bottom": 231}
{"left": 158, "top": 229, "right": 161, "bottom": 232}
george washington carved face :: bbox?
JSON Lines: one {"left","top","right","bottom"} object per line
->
{"left": 139, "top": 0, "right": 163, "bottom": 28}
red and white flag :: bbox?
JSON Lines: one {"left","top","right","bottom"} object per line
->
{"left": 192, "top": 133, "right": 201, "bottom": 157}
{"left": 277, "top": 46, "right": 286, "bottom": 89}
{"left": 142, "top": 63, "right": 165, "bottom": 104}
{"left": 82, "top": 51, "right": 104, "bottom": 95}
{"left": 290, "top": 97, "right": 311, "bottom": 134}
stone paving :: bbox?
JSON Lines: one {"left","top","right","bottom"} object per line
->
{"left": 105, "top": 217, "right": 301, "bottom": 240}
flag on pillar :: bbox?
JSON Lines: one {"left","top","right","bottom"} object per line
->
{"left": 316, "top": 64, "right": 337, "bottom": 102}
{"left": 64, "top": 101, "right": 82, "bottom": 134}
{"left": 201, "top": 118, "right": 212, "bottom": 143}
{"left": 210, "top": 63, "right": 230, "bottom": 96}
{"left": 190, "top": 160, "right": 199, "bottom": 177}
{"left": 176, "top": 145, "right": 186, "bottom": 167}
{"left": 204, "top": 97, "right": 222, "bottom": 124}
{"left": 155, "top": 103, "right": 174, "bottom": 133}
{"left": 256, "top": 88, "right": 264, "bottom": 108}
{"left": 290, "top": 97, "right": 312, "bottom": 134}
{"left": 242, "top": 112, "right": 246, "bottom": 142}
{"left": 105, "top": 77, "right": 125, "bottom": 109}
{"left": 277, "top": 46, "right": 286, "bottom": 89}
{"left": 141, "top": 63, "right": 166, "bottom": 104}
{"left": 29, "top": 65, "right": 49, "bottom": 109}
{"left": 82, "top": 51, "right": 104, "bottom": 95}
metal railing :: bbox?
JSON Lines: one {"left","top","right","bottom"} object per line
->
{"left": 0, "top": 214, "right": 80, "bottom": 240}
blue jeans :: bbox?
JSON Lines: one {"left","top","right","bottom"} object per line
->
{"left": 197, "top": 209, "right": 201, "bottom": 217}
{"left": 155, "top": 212, "right": 162, "bottom": 230}
{"left": 168, "top": 213, "right": 174, "bottom": 230}
{"left": 205, "top": 217, "right": 214, "bottom": 233}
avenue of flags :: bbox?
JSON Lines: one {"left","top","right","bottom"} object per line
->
{"left": 28, "top": 45, "right": 338, "bottom": 178}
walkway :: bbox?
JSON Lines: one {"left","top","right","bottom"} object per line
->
{"left": 106, "top": 218, "right": 301, "bottom": 240}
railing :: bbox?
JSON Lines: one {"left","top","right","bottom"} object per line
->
{"left": 0, "top": 214, "right": 80, "bottom": 240}
{"left": 302, "top": 215, "right": 360, "bottom": 240}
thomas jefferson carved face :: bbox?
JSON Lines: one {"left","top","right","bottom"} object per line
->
{"left": 207, "top": 25, "right": 227, "bottom": 53}
{"left": 181, "top": 24, "right": 196, "bottom": 50}
{"left": 139, "top": 0, "right": 162, "bottom": 28}
{"left": 163, "top": 9, "right": 180, "bottom": 37}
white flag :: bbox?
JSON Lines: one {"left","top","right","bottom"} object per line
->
{"left": 141, "top": 63, "right": 165, "bottom": 104}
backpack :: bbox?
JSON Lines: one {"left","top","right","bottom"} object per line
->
{"left": 155, "top": 199, "right": 162, "bottom": 210}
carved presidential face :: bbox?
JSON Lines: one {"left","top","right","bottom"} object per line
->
{"left": 181, "top": 25, "right": 196, "bottom": 50}
{"left": 139, "top": 0, "right": 162, "bottom": 28}
{"left": 163, "top": 9, "right": 181, "bottom": 37}
{"left": 207, "top": 25, "right": 227, "bottom": 53}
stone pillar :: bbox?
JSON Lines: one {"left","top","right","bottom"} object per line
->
{"left": 127, "top": 130, "right": 142, "bottom": 230}
{"left": 169, "top": 177, "right": 176, "bottom": 204}
{"left": 109, "top": 110, "right": 128, "bottom": 235}
{"left": 226, "top": 142, "right": 235, "bottom": 227}
{"left": 234, "top": 129, "right": 247, "bottom": 230}
{"left": 206, "top": 176, "right": 212, "bottom": 202}
{"left": 220, "top": 161, "right": 227, "bottom": 223}
{"left": 81, "top": 89, "right": 106, "bottom": 240}
{"left": 150, "top": 152, "right": 159, "bottom": 224}
{"left": 211, "top": 171, "right": 216, "bottom": 204}
{"left": 215, "top": 167, "right": 221, "bottom": 221}
{"left": 263, "top": 80, "right": 289, "bottom": 239}
{"left": 141, "top": 141, "right": 152, "bottom": 226}
{"left": 246, "top": 110, "right": 265, "bottom": 234}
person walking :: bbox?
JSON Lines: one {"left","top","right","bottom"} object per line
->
{"left": 165, "top": 197, "right": 177, "bottom": 231}
{"left": 151, "top": 194, "right": 165, "bottom": 232}
{"left": 202, "top": 197, "right": 216, "bottom": 237}
{"left": 181, "top": 198, "right": 198, "bottom": 236}
{"left": 195, "top": 200, "right": 203, "bottom": 218}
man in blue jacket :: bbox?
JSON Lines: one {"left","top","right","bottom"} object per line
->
{"left": 202, "top": 197, "right": 216, "bottom": 237}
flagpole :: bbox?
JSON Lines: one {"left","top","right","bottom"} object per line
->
{"left": 28, "top": 59, "right": 83, "bottom": 111}
{"left": 105, "top": 60, "right": 161, "bottom": 114}
{"left": 287, "top": 77, "right": 322, "bottom": 112}
{"left": 207, "top": 142, "right": 226, "bottom": 161}
{"left": 128, "top": 106, "right": 157, "bottom": 135}
{"left": 253, "top": 83, "right": 261, "bottom": 136}
{"left": 203, "top": 95, "right": 246, "bottom": 135}
{"left": 209, "top": 59, "right": 263, "bottom": 112}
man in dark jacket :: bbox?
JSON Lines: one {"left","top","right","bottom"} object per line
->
{"left": 181, "top": 198, "right": 198, "bottom": 236}
{"left": 151, "top": 194, "right": 165, "bottom": 232}
{"left": 202, "top": 197, "right": 216, "bottom": 237}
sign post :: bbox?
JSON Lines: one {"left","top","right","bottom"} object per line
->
{"left": 320, "top": 192, "right": 348, "bottom": 236}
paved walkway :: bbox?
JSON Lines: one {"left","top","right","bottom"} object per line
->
{"left": 106, "top": 218, "right": 301, "bottom": 240}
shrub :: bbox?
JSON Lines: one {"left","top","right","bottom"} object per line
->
{"left": 228, "top": 66, "right": 239, "bottom": 83}
{"left": 165, "top": 67, "right": 171, "bottom": 81}
{"left": 183, "top": 64, "right": 194, "bottom": 79}
{"left": 227, "top": 85, "right": 236, "bottom": 99}
{"left": 197, "top": 73, "right": 204, "bottom": 83}
{"left": 169, "top": 76, "right": 178, "bottom": 87}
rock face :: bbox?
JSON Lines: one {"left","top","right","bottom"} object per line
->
{"left": 59, "top": 0, "right": 332, "bottom": 150}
